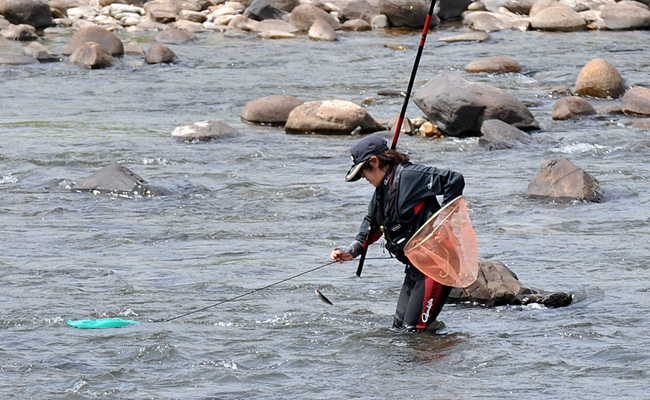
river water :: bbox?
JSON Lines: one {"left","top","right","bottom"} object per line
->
{"left": 1, "top": 22, "right": 649, "bottom": 399}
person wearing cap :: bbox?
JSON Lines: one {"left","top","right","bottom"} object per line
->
{"left": 331, "top": 133, "right": 465, "bottom": 332}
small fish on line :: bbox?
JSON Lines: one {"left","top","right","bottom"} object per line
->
{"left": 315, "top": 289, "right": 333, "bottom": 305}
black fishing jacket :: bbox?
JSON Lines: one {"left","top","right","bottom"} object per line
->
{"left": 353, "top": 162, "right": 465, "bottom": 264}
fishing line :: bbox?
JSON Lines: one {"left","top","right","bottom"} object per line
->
{"left": 158, "top": 260, "right": 339, "bottom": 323}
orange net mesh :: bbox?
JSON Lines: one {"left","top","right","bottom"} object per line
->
{"left": 403, "top": 196, "right": 478, "bottom": 288}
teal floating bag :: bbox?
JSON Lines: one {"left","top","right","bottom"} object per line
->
{"left": 67, "top": 318, "right": 141, "bottom": 329}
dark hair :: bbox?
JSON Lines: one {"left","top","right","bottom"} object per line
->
{"left": 361, "top": 149, "right": 410, "bottom": 172}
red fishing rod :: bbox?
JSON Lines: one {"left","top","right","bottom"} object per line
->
{"left": 356, "top": 0, "right": 438, "bottom": 277}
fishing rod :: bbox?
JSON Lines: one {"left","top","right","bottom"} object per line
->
{"left": 356, "top": 0, "right": 438, "bottom": 277}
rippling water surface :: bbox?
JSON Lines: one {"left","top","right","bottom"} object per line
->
{"left": 2, "top": 24, "right": 650, "bottom": 399}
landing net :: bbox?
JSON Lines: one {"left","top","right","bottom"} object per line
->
{"left": 404, "top": 196, "right": 478, "bottom": 288}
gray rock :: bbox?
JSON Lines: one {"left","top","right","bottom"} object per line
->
{"left": 479, "top": 119, "right": 531, "bottom": 150}
{"left": 526, "top": 157, "right": 602, "bottom": 203}
{"left": 413, "top": 71, "right": 539, "bottom": 137}
{"left": 601, "top": 2, "right": 650, "bottom": 30}
{"left": 23, "top": 41, "right": 61, "bottom": 62}
{"left": 171, "top": 120, "right": 237, "bottom": 141}
{"left": 74, "top": 164, "right": 156, "bottom": 197}
{"left": 339, "top": 0, "right": 378, "bottom": 23}
{"left": 243, "top": 0, "right": 287, "bottom": 21}
{"left": 447, "top": 260, "right": 573, "bottom": 308}
{"left": 308, "top": 18, "right": 337, "bottom": 41}
{"left": 435, "top": 0, "right": 472, "bottom": 20}
{"left": 0, "top": 54, "right": 39, "bottom": 65}
{"left": 0, "top": 23, "right": 38, "bottom": 41}
{"left": 241, "top": 94, "right": 304, "bottom": 125}
{"left": 0, "top": 0, "right": 52, "bottom": 28}
{"left": 155, "top": 28, "right": 195, "bottom": 44}
{"left": 379, "top": 0, "right": 438, "bottom": 28}
{"left": 63, "top": 25, "right": 124, "bottom": 57}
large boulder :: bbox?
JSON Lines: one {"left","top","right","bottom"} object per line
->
{"left": 621, "top": 87, "right": 650, "bottom": 116}
{"left": 241, "top": 94, "right": 304, "bottom": 125}
{"left": 62, "top": 25, "right": 124, "bottom": 57}
{"left": 601, "top": 2, "right": 650, "bottom": 30}
{"left": 309, "top": 18, "right": 337, "bottom": 41}
{"left": 338, "top": 0, "right": 378, "bottom": 23}
{"left": 447, "top": 260, "right": 573, "bottom": 308}
{"left": 412, "top": 71, "right": 539, "bottom": 137}
{"left": 525, "top": 157, "right": 602, "bottom": 203}
{"left": 0, "top": 0, "right": 52, "bottom": 28}
{"left": 74, "top": 165, "right": 163, "bottom": 197}
{"left": 285, "top": 99, "right": 384, "bottom": 135}
{"left": 379, "top": 0, "right": 438, "bottom": 28}
{"left": 574, "top": 58, "right": 626, "bottom": 99}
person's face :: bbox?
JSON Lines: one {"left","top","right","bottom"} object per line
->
{"left": 361, "top": 156, "right": 386, "bottom": 187}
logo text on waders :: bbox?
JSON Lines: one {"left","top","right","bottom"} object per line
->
{"left": 421, "top": 298, "right": 434, "bottom": 323}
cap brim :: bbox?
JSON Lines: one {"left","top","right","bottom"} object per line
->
{"left": 345, "top": 162, "right": 365, "bottom": 182}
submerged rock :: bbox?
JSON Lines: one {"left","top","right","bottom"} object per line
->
{"left": 74, "top": 164, "right": 164, "bottom": 197}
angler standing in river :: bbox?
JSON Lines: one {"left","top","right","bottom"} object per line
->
{"left": 331, "top": 134, "right": 465, "bottom": 332}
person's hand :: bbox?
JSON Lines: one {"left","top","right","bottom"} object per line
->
{"left": 330, "top": 248, "right": 354, "bottom": 263}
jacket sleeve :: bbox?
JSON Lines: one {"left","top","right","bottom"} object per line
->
{"left": 353, "top": 191, "right": 383, "bottom": 249}
{"left": 398, "top": 165, "right": 465, "bottom": 213}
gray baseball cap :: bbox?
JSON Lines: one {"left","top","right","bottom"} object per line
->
{"left": 345, "top": 134, "right": 389, "bottom": 182}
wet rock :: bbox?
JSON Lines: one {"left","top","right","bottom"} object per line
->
{"left": 0, "top": 54, "right": 39, "bottom": 65}
{"left": 62, "top": 25, "right": 124, "bottom": 57}
{"left": 526, "top": 157, "right": 602, "bottom": 203}
{"left": 339, "top": 0, "right": 378, "bottom": 23}
{"left": 74, "top": 164, "right": 156, "bottom": 197}
{"left": 179, "top": 9, "right": 206, "bottom": 23}
{"left": 528, "top": 0, "right": 562, "bottom": 17}
{"left": 227, "top": 15, "right": 259, "bottom": 31}
{"left": 251, "top": 18, "right": 298, "bottom": 33}
{"left": 69, "top": 42, "right": 115, "bottom": 69}
{"left": 479, "top": 119, "right": 531, "bottom": 150}
{"left": 529, "top": 5, "right": 586, "bottom": 31}
{"left": 257, "top": 29, "right": 294, "bottom": 38}
{"left": 601, "top": 2, "right": 650, "bottom": 30}
{"left": 155, "top": 28, "right": 195, "bottom": 43}
{"left": 0, "top": 0, "right": 52, "bottom": 28}
{"left": 265, "top": 0, "right": 299, "bottom": 13}
{"left": 621, "top": 87, "right": 650, "bottom": 116}
{"left": 23, "top": 41, "right": 61, "bottom": 62}
{"left": 342, "top": 18, "right": 371, "bottom": 31}
{"left": 0, "top": 23, "right": 38, "bottom": 41}
{"left": 309, "top": 18, "right": 337, "bottom": 41}
{"left": 447, "top": 260, "right": 573, "bottom": 308}
{"left": 439, "top": 31, "right": 490, "bottom": 42}
{"left": 387, "top": 115, "right": 415, "bottom": 135}
{"left": 125, "top": 41, "right": 145, "bottom": 55}
{"left": 171, "top": 120, "right": 237, "bottom": 141}
{"left": 243, "top": 0, "right": 287, "bottom": 21}
{"left": 288, "top": 4, "right": 341, "bottom": 31}
{"left": 462, "top": 11, "right": 512, "bottom": 31}
{"left": 241, "top": 94, "right": 304, "bottom": 125}
{"left": 285, "top": 99, "right": 384, "bottom": 135}
{"left": 379, "top": 0, "right": 438, "bottom": 28}
{"left": 503, "top": 0, "right": 535, "bottom": 15}
{"left": 435, "top": 0, "right": 472, "bottom": 20}
{"left": 412, "top": 71, "right": 539, "bottom": 137}
{"left": 464, "top": 56, "right": 521, "bottom": 73}
{"left": 552, "top": 96, "right": 596, "bottom": 120}
{"left": 631, "top": 120, "right": 650, "bottom": 130}
{"left": 145, "top": 43, "right": 177, "bottom": 64}
{"left": 574, "top": 58, "right": 626, "bottom": 99}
